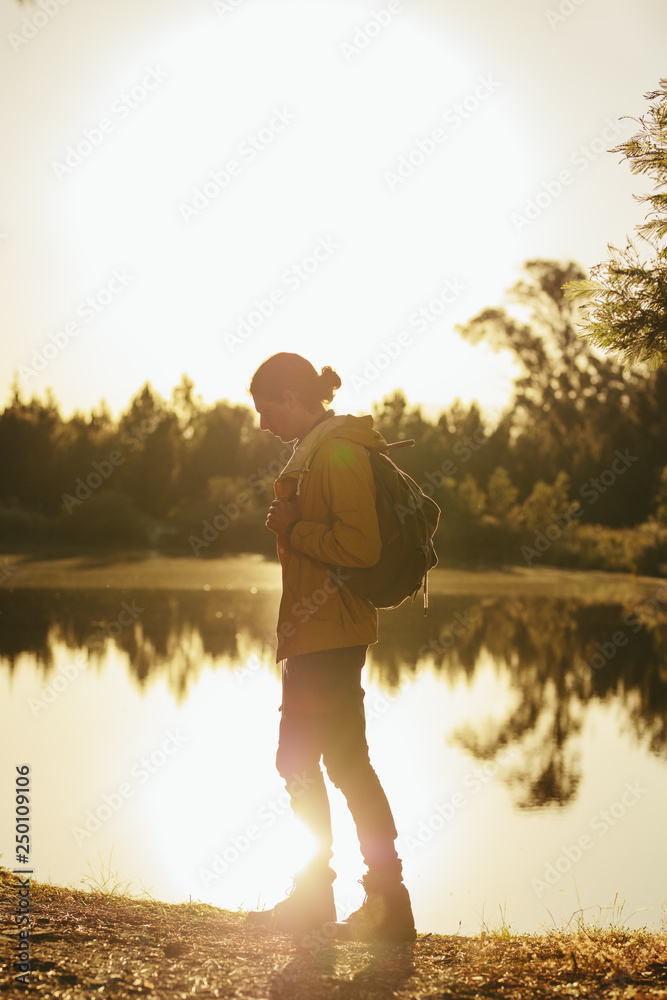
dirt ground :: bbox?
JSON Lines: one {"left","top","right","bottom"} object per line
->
{"left": 1, "top": 869, "right": 667, "bottom": 999}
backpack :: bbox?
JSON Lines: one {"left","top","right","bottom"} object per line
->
{"left": 343, "top": 440, "right": 441, "bottom": 611}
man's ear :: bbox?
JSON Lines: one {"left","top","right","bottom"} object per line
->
{"left": 281, "top": 388, "right": 298, "bottom": 409}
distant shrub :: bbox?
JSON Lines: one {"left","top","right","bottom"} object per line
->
{"left": 55, "top": 491, "right": 150, "bottom": 547}
{"left": 0, "top": 504, "right": 52, "bottom": 546}
{"left": 164, "top": 494, "right": 276, "bottom": 558}
{"left": 560, "top": 521, "right": 667, "bottom": 576}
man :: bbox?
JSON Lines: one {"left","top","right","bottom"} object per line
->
{"left": 246, "top": 352, "right": 416, "bottom": 943}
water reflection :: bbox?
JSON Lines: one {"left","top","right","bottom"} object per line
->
{"left": 357, "top": 590, "right": 667, "bottom": 804}
{"left": 4, "top": 580, "right": 667, "bottom": 933}
{"left": 4, "top": 587, "right": 667, "bottom": 810}
{"left": 0, "top": 587, "right": 278, "bottom": 699}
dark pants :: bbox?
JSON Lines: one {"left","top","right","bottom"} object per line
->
{"left": 275, "top": 645, "right": 402, "bottom": 879}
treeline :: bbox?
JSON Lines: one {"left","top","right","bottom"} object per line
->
{"left": 2, "top": 259, "right": 667, "bottom": 573}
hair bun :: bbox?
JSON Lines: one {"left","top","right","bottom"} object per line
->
{"left": 320, "top": 365, "right": 341, "bottom": 387}
{"left": 319, "top": 365, "right": 342, "bottom": 402}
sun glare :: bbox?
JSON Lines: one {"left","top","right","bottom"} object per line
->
{"left": 58, "top": 1, "right": 522, "bottom": 418}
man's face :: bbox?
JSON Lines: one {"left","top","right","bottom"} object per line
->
{"left": 253, "top": 393, "right": 298, "bottom": 442}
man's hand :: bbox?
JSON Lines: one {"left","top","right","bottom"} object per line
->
{"left": 265, "top": 499, "right": 300, "bottom": 536}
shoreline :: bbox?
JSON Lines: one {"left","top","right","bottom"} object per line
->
{"left": 1, "top": 550, "right": 664, "bottom": 600}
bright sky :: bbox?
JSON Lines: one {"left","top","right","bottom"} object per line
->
{"left": 1, "top": 0, "right": 665, "bottom": 421}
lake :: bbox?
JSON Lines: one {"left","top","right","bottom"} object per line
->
{"left": 3, "top": 554, "right": 667, "bottom": 936}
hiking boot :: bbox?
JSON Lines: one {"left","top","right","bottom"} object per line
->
{"left": 246, "top": 865, "right": 336, "bottom": 937}
{"left": 336, "top": 871, "right": 416, "bottom": 942}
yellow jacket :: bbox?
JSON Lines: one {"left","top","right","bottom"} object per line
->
{"left": 272, "top": 412, "right": 387, "bottom": 660}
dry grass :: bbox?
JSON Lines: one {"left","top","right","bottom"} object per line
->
{"left": 2, "top": 868, "right": 667, "bottom": 999}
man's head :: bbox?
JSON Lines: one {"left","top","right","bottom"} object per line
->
{"left": 249, "top": 353, "right": 341, "bottom": 441}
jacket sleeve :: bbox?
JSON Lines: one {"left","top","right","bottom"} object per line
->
{"left": 288, "top": 440, "right": 382, "bottom": 567}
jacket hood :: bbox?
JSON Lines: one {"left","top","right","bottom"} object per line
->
{"left": 279, "top": 412, "right": 386, "bottom": 477}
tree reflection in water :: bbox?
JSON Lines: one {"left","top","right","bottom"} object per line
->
{"left": 3, "top": 587, "right": 666, "bottom": 810}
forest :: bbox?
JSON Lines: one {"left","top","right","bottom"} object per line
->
{"left": 2, "top": 259, "right": 667, "bottom": 574}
